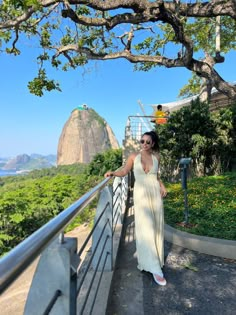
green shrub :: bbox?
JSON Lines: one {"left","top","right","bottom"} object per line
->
{"left": 164, "top": 172, "right": 236, "bottom": 240}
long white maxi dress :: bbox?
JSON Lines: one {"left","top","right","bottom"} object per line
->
{"left": 133, "top": 153, "right": 164, "bottom": 277}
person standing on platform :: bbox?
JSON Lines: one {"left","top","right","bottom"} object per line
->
{"left": 104, "top": 130, "right": 167, "bottom": 286}
{"left": 151, "top": 104, "right": 168, "bottom": 125}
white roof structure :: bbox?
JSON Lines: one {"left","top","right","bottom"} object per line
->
{"left": 150, "top": 94, "right": 199, "bottom": 113}
{"left": 147, "top": 81, "right": 236, "bottom": 114}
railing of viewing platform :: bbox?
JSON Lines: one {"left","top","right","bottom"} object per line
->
{"left": 125, "top": 115, "right": 156, "bottom": 142}
{"left": 0, "top": 174, "right": 129, "bottom": 314}
{"left": 126, "top": 97, "right": 236, "bottom": 141}
{"left": 125, "top": 95, "right": 236, "bottom": 141}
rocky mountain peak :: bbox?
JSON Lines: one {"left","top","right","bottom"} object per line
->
{"left": 3, "top": 154, "right": 30, "bottom": 170}
{"left": 57, "top": 107, "right": 119, "bottom": 165}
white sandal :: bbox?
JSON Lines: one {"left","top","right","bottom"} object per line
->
{"left": 153, "top": 273, "right": 167, "bottom": 286}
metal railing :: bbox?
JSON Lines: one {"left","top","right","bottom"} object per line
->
{"left": 0, "top": 174, "right": 129, "bottom": 315}
{"left": 125, "top": 115, "right": 155, "bottom": 142}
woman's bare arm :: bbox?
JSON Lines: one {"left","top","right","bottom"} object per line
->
{"left": 104, "top": 153, "right": 136, "bottom": 178}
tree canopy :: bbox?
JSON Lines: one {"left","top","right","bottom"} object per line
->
{"left": 1, "top": 0, "right": 236, "bottom": 99}
{"left": 158, "top": 99, "right": 236, "bottom": 178}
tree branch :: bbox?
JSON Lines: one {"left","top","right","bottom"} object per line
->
{"left": 1, "top": 0, "right": 235, "bottom": 99}
{"left": 0, "top": 3, "right": 59, "bottom": 30}
{"left": 188, "top": 58, "right": 236, "bottom": 99}
{"left": 52, "top": 43, "right": 236, "bottom": 100}
{"left": 66, "top": 0, "right": 236, "bottom": 18}
{"left": 2, "top": 0, "right": 235, "bottom": 30}
{"left": 53, "top": 44, "right": 185, "bottom": 67}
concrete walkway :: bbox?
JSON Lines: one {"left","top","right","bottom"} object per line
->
{"left": 106, "top": 204, "right": 236, "bottom": 315}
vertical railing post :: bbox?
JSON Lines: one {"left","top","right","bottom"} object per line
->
{"left": 24, "top": 237, "right": 78, "bottom": 315}
{"left": 113, "top": 177, "right": 122, "bottom": 226}
{"left": 122, "top": 175, "right": 128, "bottom": 212}
{"left": 92, "top": 186, "right": 113, "bottom": 271}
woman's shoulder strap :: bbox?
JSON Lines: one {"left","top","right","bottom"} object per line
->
{"left": 153, "top": 152, "right": 160, "bottom": 162}
{"left": 128, "top": 152, "right": 139, "bottom": 161}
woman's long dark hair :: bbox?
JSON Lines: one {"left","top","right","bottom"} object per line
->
{"left": 142, "top": 131, "right": 160, "bottom": 152}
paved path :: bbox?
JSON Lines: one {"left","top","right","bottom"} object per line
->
{"left": 106, "top": 204, "right": 236, "bottom": 315}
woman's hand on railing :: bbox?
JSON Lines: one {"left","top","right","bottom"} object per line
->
{"left": 104, "top": 171, "right": 114, "bottom": 178}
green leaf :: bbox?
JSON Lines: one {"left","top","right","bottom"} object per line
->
{"left": 10, "top": 213, "right": 25, "bottom": 223}
{"left": 183, "top": 263, "right": 199, "bottom": 272}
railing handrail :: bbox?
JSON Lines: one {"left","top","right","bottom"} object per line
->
{"left": 128, "top": 115, "right": 156, "bottom": 118}
{"left": 0, "top": 177, "right": 112, "bottom": 294}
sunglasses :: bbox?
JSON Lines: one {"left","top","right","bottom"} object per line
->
{"left": 140, "top": 139, "right": 151, "bottom": 145}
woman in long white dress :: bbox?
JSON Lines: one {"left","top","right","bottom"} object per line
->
{"left": 104, "top": 131, "right": 167, "bottom": 285}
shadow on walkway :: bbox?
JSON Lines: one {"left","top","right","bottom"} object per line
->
{"left": 106, "top": 198, "right": 236, "bottom": 315}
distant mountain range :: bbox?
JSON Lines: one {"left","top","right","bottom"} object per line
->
{"left": 0, "top": 154, "right": 57, "bottom": 172}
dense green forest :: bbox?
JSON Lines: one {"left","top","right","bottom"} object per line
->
{"left": 0, "top": 149, "right": 122, "bottom": 256}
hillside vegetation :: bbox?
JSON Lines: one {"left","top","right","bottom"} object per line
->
{"left": 164, "top": 172, "right": 236, "bottom": 241}
{"left": 0, "top": 149, "right": 122, "bottom": 256}
{"left": 1, "top": 141, "right": 236, "bottom": 258}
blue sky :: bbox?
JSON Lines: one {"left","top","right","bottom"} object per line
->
{"left": 1, "top": 46, "right": 236, "bottom": 157}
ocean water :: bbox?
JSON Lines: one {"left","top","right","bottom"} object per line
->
{"left": 0, "top": 170, "right": 17, "bottom": 177}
